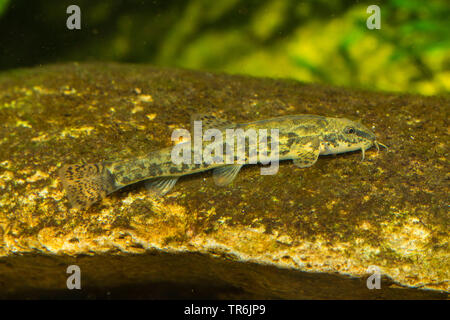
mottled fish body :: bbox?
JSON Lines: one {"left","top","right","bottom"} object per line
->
{"left": 59, "top": 114, "right": 385, "bottom": 209}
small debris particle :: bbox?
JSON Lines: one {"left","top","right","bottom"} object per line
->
{"left": 138, "top": 94, "right": 153, "bottom": 103}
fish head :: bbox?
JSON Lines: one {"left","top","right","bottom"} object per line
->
{"left": 320, "top": 117, "right": 377, "bottom": 156}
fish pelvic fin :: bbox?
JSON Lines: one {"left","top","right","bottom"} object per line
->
{"left": 145, "top": 176, "right": 179, "bottom": 196}
{"left": 213, "top": 164, "right": 243, "bottom": 186}
{"left": 58, "top": 162, "right": 117, "bottom": 209}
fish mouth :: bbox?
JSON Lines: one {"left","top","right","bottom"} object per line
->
{"left": 361, "top": 140, "right": 388, "bottom": 161}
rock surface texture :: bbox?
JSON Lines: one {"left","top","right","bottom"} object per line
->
{"left": 0, "top": 63, "right": 448, "bottom": 299}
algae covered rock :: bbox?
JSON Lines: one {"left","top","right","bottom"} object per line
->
{"left": 0, "top": 63, "right": 448, "bottom": 298}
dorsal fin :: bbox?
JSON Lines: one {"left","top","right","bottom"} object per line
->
{"left": 190, "top": 114, "right": 235, "bottom": 132}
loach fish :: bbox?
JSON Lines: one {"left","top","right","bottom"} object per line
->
{"left": 58, "top": 114, "right": 386, "bottom": 209}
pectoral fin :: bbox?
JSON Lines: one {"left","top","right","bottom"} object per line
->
{"left": 212, "top": 164, "right": 243, "bottom": 186}
{"left": 292, "top": 138, "right": 320, "bottom": 168}
{"left": 145, "top": 177, "right": 179, "bottom": 196}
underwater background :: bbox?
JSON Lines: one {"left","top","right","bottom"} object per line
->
{"left": 0, "top": 0, "right": 448, "bottom": 95}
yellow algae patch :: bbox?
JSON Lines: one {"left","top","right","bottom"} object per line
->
{"left": 0, "top": 160, "right": 11, "bottom": 169}
{"left": 14, "top": 86, "right": 33, "bottom": 96}
{"left": 383, "top": 217, "right": 430, "bottom": 256}
{"left": 127, "top": 202, "right": 189, "bottom": 248}
{"left": 276, "top": 234, "right": 293, "bottom": 245}
{"left": 37, "top": 226, "right": 110, "bottom": 254}
{"left": 0, "top": 170, "right": 14, "bottom": 182}
{"left": 32, "top": 86, "right": 57, "bottom": 95}
{"left": 16, "top": 120, "right": 32, "bottom": 128}
{"left": 1, "top": 100, "right": 17, "bottom": 109}
{"left": 326, "top": 199, "right": 337, "bottom": 210}
{"left": 26, "top": 170, "right": 50, "bottom": 183}
{"left": 121, "top": 192, "right": 146, "bottom": 206}
{"left": 31, "top": 133, "right": 50, "bottom": 142}
{"left": 37, "top": 187, "right": 50, "bottom": 198}
{"left": 134, "top": 124, "right": 147, "bottom": 131}
{"left": 60, "top": 126, "right": 95, "bottom": 138}
{"left": 138, "top": 94, "right": 153, "bottom": 103}
{"left": 61, "top": 86, "right": 77, "bottom": 95}
{"left": 358, "top": 221, "right": 372, "bottom": 231}
{"left": 131, "top": 105, "right": 143, "bottom": 114}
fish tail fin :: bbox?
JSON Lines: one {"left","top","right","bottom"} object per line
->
{"left": 58, "top": 162, "right": 117, "bottom": 209}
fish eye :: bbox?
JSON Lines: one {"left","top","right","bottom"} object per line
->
{"left": 344, "top": 126, "right": 355, "bottom": 134}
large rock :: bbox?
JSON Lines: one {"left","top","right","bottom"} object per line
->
{"left": 0, "top": 63, "right": 448, "bottom": 299}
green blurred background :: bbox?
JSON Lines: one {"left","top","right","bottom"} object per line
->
{"left": 0, "top": 0, "right": 448, "bottom": 95}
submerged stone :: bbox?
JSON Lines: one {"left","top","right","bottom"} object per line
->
{"left": 0, "top": 63, "right": 448, "bottom": 298}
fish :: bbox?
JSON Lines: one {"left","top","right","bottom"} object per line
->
{"left": 58, "top": 114, "right": 387, "bottom": 209}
